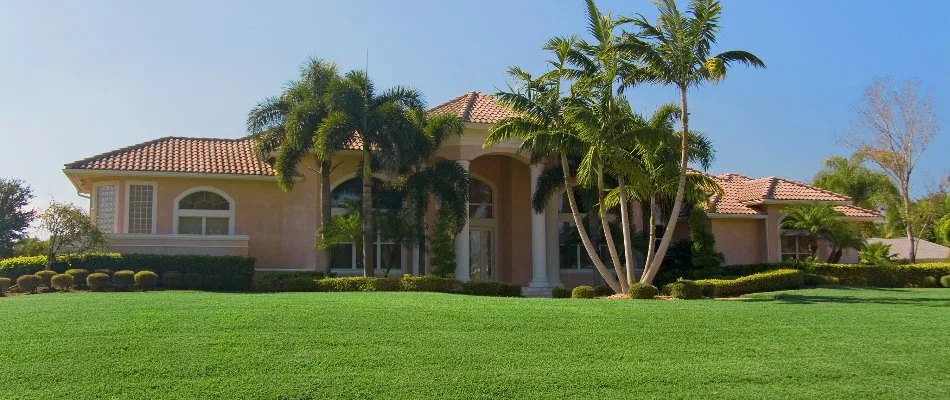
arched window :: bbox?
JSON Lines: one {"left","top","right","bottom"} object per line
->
{"left": 327, "top": 177, "right": 404, "bottom": 272}
{"left": 469, "top": 178, "right": 493, "bottom": 218}
{"left": 174, "top": 188, "right": 234, "bottom": 235}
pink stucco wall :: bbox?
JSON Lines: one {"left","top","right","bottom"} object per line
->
{"left": 711, "top": 218, "right": 767, "bottom": 265}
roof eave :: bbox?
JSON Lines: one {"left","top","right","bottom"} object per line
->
{"left": 62, "top": 168, "right": 300, "bottom": 182}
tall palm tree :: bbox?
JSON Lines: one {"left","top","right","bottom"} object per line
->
{"left": 812, "top": 154, "right": 899, "bottom": 211}
{"left": 247, "top": 58, "right": 344, "bottom": 275}
{"left": 625, "top": 0, "right": 764, "bottom": 284}
{"left": 315, "top": 71, "right": 426, "bottom": 277}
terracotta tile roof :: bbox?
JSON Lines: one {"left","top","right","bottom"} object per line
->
{"left": 706, "top": 178, "right": 763, "bottom": 215}
{"left": 65, "top": 136, "right": 278, "bottom": 176}
{"left": 428, "top": 91, "right": 514, "bottom": 124}
{"left": 771, "top": 178, "right": 850, "bottom": 202}
{"left": 834, "top": 205, "right": 881, "bottom": 218}
{"left": 701, "top": 172, "right": 879, "bottom": 218}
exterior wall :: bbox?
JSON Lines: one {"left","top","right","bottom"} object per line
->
{"left": 711, "top": 218, "right": 767, "bottom": 265}
{"left": 469, "top": 154, "right": 532, "bottom": 286}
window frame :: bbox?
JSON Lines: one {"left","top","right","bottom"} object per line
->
{"left": 125, "top": 181, "right": 157, "bottom": 234}
{"left": 557, "top": 192, "right": 618, "bottom": 271}
{"left": 780, "top": 229, "right": 812, "bottom": 261}
{"left": 91, "top": 181, "right": 118, "bottom": 234}
{"left": 327, "top": 176, "right": 406, "bottom": 273}
{"left": 173, "top": 187, "right": 236, "bottom": 236}
{"left": 469, "top": 176, "right": 495, "bottom": 221}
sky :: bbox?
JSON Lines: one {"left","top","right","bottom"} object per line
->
{"left": 1, "top": 0, "right": 948, "bottom": 214}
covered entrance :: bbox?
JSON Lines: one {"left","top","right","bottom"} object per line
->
{"left": 469, "top": 228, "right": 495, "bottom": 280}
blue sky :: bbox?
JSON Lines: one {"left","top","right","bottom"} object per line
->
{"left": 1, "top": 0, "right": 948, "bottom": 211}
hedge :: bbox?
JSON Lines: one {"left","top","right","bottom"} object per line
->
{"left": 685, "top": 262, "right": 950, "bottom": 289}
{"left": 0, "top": 253, "right": 255, "bottom": 280}
{"left": 252, "top": 272, "right": 325, "bottom": 292}
{"left": 696, "top": 269, "right": 805, "bottom": 298}
{"left": 664, "top": 280, "right": 703, "bottom": 299}
{"left": 571, "top": 285, "right": 595, "bottom": 299}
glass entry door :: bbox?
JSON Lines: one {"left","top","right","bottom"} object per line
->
{"left": 469, "top": 228, "right": 495, "bottom": 281}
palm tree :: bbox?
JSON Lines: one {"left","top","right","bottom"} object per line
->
{"left": 781, "top": 203, "right": 846, "bottom": 257}
{"left": 315, "top": 70, "right": 426, "bottom": 277}
{"left": 247, "top": 58, "right": 344, "bottom": 275}
{"left": 824, "top": 222, "right": 865, "bottom": 263}
{"left": 626, "top": 0, "right": 764, "bottom": 284}
{"left": 812, "top": 154, "right": 899, "bottom": 211}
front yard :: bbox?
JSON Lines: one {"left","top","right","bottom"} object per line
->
{"left": 1, "top": 288, "right": 948, "bottom": 399}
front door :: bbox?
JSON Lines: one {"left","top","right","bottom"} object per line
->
{"left": 470, "top": 228, "right": 495, "bottom": 281}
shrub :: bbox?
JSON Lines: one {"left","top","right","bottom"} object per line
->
{"left": 804, "top": 273, "right": 839, "bottom": 286}
{"left": 182, "top": 273, "right": 202, "bottom": 290}
{"left": 86, "top": 273, "right": 110, "bottom": 291}
{"left": 0, "top": 277, "right": 11, "bottom": 293}
{"left": 134, "top": 271, "right": 159, "bottom": 290}
{"left": 696, "top": 269, "right": 805, "bottom": 297}
{"left": 593, "top": 285, "right": 614, "bottom": 297}
{"left": 284, "top": 276, "right": 316, "bottom": 292}
{"left": 0, "top": 253, "right": 255, "bottom": 281}
{"left": 93, "top": 269, "right": 112, "bottom": 276}
{"left": 35, "top": 270, "right": 57, "bottom": 287}
{"left": 628, "top": 283, "right": 659, "bottom": 299}
{"left": 460, "top": 280, "right": 521, "bottom": 297}
{"left": 571, "top": 285, "right": 595, "bottom": 299}
{"left": 399, "top": 275, "right": 459, "bottom": 293}
{"left": 696, "top": 281, "right": 716, "bottom": 298}
{"left": 253, "top": 272, "right": 325, "bottom": 292}
{"left": 50, "top": 274, "right": 74, "bottom": 291}
{"left": 231, "top": 275, "right": 251, "bottom": 291}
{"left": 65, "top": 269, "right": 89, "bottom": 285}
{"left": 315, "top": 277, "right": 402, "bottom": 292}
{"left": 922, "top": 276, "right": 939, "bottom": 288}
{"left": 203, "top": 275, "right": 223, "bottom": 291}
{"left": 942, "top": 275, "right": 950, "bottom": 288}
{"left": 664, "top": 280, "right": 703, "bottom": 299}
{"left": 16, "top": 274, "right": 42, "bottom": 293}
{"left": 113, "top": 270, "right": 135, "bottom": 290}
{"left": 162, "top": 272, "right": 183, "bottom": 289}
{"left": 551, "top": 286, "right": 571, "bottom": 298}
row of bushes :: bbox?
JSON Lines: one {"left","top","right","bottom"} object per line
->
{"left": 251, "top": 273, "right": 522, "bottom": 297}
{"left": 680, "top": 262, "right": 950, "bottom": 289}
{"left": 695, "top": 269, "right": 808, "bottom": 297}
{"left": 5, "top": 268, "right": 251, "bottom": 294}
{"left": 0, "top": 253, "right": 255, "bottom": 281}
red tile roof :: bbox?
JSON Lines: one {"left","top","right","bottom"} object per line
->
{"left": 834, "top": 205, "right": 881, "bottom": 218}
{"left": 703, "top": 171, "right": 879, "bottom": 218}
{"left": 428, "top": 91, "right": 514, "bottom": 124}
{"left": 65, "top": 137, "right": 278, "bottom": 176}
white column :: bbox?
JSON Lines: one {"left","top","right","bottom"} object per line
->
{"left": 528, "top": 163, "right": 549, "bottom": 288}
{"left": 411, "top": 246, "right": 421, "bottom": 275}
{"left": 454, "top": 160, "right": 471, "bottom": 281}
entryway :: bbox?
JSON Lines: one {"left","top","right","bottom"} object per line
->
{"left": 469, "top": 228, "right": 495, "bottom": 280}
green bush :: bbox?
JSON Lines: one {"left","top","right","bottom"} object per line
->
{"left": 399, "top": 275, "right": 459, "bottom": 293}
{"left": 182, "top": 273, "right": 202, "bottom": 290}
{"left": 50, "top": 274, "right": 74, "bottom": 291}
{"left": 204, "top": 275, "right": 223, "bottom": 291}
{"left": 713, "top": 262, "right": 950, "bottom": 288}
{"left": 283, "top": 276, "right": 317, "bottom": 292}
{"left": 593, "top": 285, "right": 614, "bottom": 297}
{"left": 253, "top": 272, "right": 325, "bottom": 292}
{"left": 696, "top": 269, "right": 805, "bottom": 297}
{"left": 16, "top": 274, "right": 42, "bottom": 293}
{"left": 460, "top": 280, "right": 521, "bottom": 297}
{"left": 65, "top": 269, "right": 90, "bottom": 285}
{"left": 0, "top": 277, "right": 11, "bottom": 293}
{"left": 941, "top": 275, "right": 950, "bottom": 288}
{"left": 0, "top": 253, "right": 255, "bottom": 281}
{"left": 86, "top": 273, "right": 110, "bottom": 291}
{"left": 922, "top": 276, "right": 939, "bottom": 288}
{"left": 35, "top": 270, "right": 56, "bottom": 287}
{"left": 231, "top": 275, "right": 251, "bottom": 291}
{"left": 93, "top": 269, "right": 112, "bottom": 276}
{"left": 628, "top": 283, "right": 659, "bottom": 299}
{"left": 696, "top": 281, "right": 716, "bottom": 298}
{"left": 551, "top": 286, "right": 571, "bottom": 298}
{"left": 113, "top": 270, "right": 135, "bottom": 290}
{"left": 315, "top": 277, "right": 402, "bottom": 292}
{"left": 804, "top": 273, "right": 840, "bottom": 286}
{"left": 162, "top": 272, "right": 183, "bottom": 289}
{"left": 664, "top": 280, "right": 703, "bottom": 299}
{"left": 571, "top": 285, "right": 595, "bottom": 299}
{"left": 134, "top": 271, "right": 159, "bottom": 290}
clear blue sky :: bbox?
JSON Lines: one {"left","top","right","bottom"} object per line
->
{"left": 1, "top": 0, "right": 948, "bottom": 212}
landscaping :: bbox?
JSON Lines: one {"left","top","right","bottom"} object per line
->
{"left": 1, "top": 288, "right": 949, "bottom": 399}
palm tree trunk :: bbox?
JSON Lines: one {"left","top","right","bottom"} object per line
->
{"left": 644, "top": 196, "right": 657, "bottom": 274}
{"left": 643, "top": 86, "right": 690, "bottom": 284}
{"left": 361, "top": 149, "right": 375, "bottom": 277}
{"left": 320, "top": 158, "right": 333, "bottom": 276}
{"left": 618, "top": 177, "right": 635, "bottom": 285}
{"left": 597, "top": 168, "right": 628, "bottom": 294}
{"left": 561, "top": 154, "right": 621, "bottom": 293}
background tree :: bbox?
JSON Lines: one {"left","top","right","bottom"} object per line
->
{"left": 0, "top": 178, "right": 35, "bottom": 258}
{"left": 812, "top": 154, "right": 899, "bottom": 212}
{"left": 781, "top": 203, "right": 865, "bottom": 263}
{"left": 13, "top": 237, "right": 49, "bottom": 257}
{"left": 626, "top": 0, "right": 764, "bottom": 284}
{"left": 39, "top": 202, "right": 108, "bottom": 269}
{"left": 848, "top": 77, "right": 938, "bottom": 263}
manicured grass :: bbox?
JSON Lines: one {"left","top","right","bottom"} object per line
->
{"left": 1, "top": 288, "right": 949, "bottom": 399}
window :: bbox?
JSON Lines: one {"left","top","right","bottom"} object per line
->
{"left": 469, "top": 178, "right": 493, "bottom": 219}
{"left": 328, "top": 178, "right": 404, "bottom": 271}
{"left": 127, "top": 184, "right": 154, "bottom": 234}
{"left": 94, "top": 184, "right": 116, "bottom": 233}
{"left": 558, "top": 193, "right": 614, "bottom": 270}
{"left": 175, "top": 189, "right": 233, "bottom": 235}
{"left": 781, "top": 231, "right": 812, "bottom": 261}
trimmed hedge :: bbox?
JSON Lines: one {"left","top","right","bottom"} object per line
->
{"left": 696, "top": 269, "right": 805, "bottom": 298}
{"left": 134, "top": 271, "right": 159, "bottom": 290}
{"left": 460, "top": 280, "right": 521, "bottom": 297}
{"left": 628, "top": 283, "right": 658, "bottom": 299}
{"left": 804, "top": 273, "right": 840, "bottom": 286}
{"left": 942, "top": 275, "right": 950, "bottom": 288}
{"left": 231, "top": 275, "right": 251, "bottom": 291}
{"left": 0, "top": 277, "right": 11, "bottom": 293}
{"left": 0, "top": 253, "right": 255, "bottom": 280}
{"left": 162, "top": 272, "right": 183, "bottom": 289}
{"left": 17, "top": 274, "right": 42, "bottom": 293}
{"left": 65, "top": 269, "right": 90, "bottom": 285}
{"left": 183, "top": 273, "right": 202, "bottom": 290}
{"left": 35, "top": 270, "right": 57, "bottom": 287}
{"left": 664, "top": 280, "right": 703, "bottom": 299}
{"left": 689, "top": 262, "right": 950, "bottom": 289}
{"left": 50, "top": 274, "right": 74, "bottom": 291}
{"left": 572, "top": 285, "right": 595, "bottom": 299}
{"left": 86, "top": 273, "right": 110, "bottom": 291}
{"left": 399, "top": 275, "right": 459, "bottom": 293}
{"left": 204, "top": 275, "right": 223, "bottom": 291}
{"left": 551, "top": 286, "right": 571, "bottom": 298}
{"left": 593, "top": 285, "right": 615, "bottom": 297}
{"left": 315, "top": 277, "right": 400, "bottom": 292}
{"left": 253, "top": 272, "right": 325, "bottom": 292}
{"left": 113, "top": 270, "right": 135, "bottom": 290}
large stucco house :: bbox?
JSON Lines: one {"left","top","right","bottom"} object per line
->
{"left": 63, "top": 91, "right": 880, "bottom": 292}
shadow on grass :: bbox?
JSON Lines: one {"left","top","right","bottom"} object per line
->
{"left": 746, "top": 288, "right": 950, "bottom": 307}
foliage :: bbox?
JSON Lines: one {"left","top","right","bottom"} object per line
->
{"left": 316, "top": 209, "right": 362, "bottom": 251}
{"left": 34, "top": 270, "right": 56, "bottom": 286}
{"left": 551, "top": 286, "right": 572, "bottom": 298}
{"left": 627, "top": 282, "right": 659, "bottom": 299}
{"left": 663, "top": 279, "right": 703, "bottom": 299}
{"left": 922, "top": 276, "right": 939, "bottom": 288}
{"left": 162, "top": 272, "right": 183, "bottom": 289}
{"left": 86, "top": 273, "right": 110, "bottom": 291}
{"left": 859, "top": 242, "right": 896, "bottom": 266}
{"left": 0, "top": 178, "right": 35, "bottom": 258}
{"left": 459, "top": 280, "right": 521, "bottom": 297}
{"left": 315, "top": 277, "right": 399, "bottom": 292}
{"left": 0, "top": 253, "right": 255, "bottom": 280}
{"left": 252, "top": 272, "right": 325, "bottom": 292}
{"left": 203, "top": 275, "right": 224, "bottom": 291}
{"left": 934, "top": 214, "right": 950, "bottom": 247}
{"left": 94, "top": 269, "right": 112, "bottom": 276}
{"left": 0, "top": 277, "right": 10, "bottom": 293}
{"left": 38, "top": 202, "right": 108, "bottom": 269}
{"left": 182, "top": 273, "right": 202, "bottom": 290}
{"left": 50, "top": 274, "right": 74, "bottom": 291}
{"left": 399, "top": 275, "right": 459, "bottom": 293}
{"left": 134, "top": 271, "right": 159, "bottom": 290}
{"left": 64, "top": 269, "right": 89, "bottom": 285}
{"left": 781, "top": 203, "right": 865, "bottom": 262}
{"left": 803, "top": 273, "right": 840, "bottom": 286}
{"left": 429, "top": 210, "right": 459, "bottom": 277}
{"left": 593, "top": 284, "right": 615, "bottom": 297}
{"left": 571, "top": 285, "right": 596, "bottom": 299}
{"left": 231, "top": 275, "right": 251, "bottom": 291}
{"left": 12, "top": 237, "right": 49, "bottom": 257}
{"left": 941, "top": 275, "right": 950, "bottom": 288}
{"left": 812, "top": 154, "right": 899, "bottom": 212}
{"left": 113, "top": 270, "right": 135, "bottom": 290}
{"left": 696, "top": 269, "right": 805, "bottom": 297}
{"left": 16, "top": 274, "right": 41, "bottom": 293}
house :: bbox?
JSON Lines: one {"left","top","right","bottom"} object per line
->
{"left": 63, "top": 91, "right": 881, "bottom": 292}
{"left": 840, "top": 238, "right": 950, "bottom": 264}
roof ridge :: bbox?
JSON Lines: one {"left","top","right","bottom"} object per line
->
{"left": 460, "top": 91, "right": 479, "bottom": 122}
{"left": 65, "top": 136, "right": 176, "bottom": 168}
{"left": 777, "top": 177, "right": 852, "bottom": 201}
{"left": 764, "top": 177, "right": 779, "bottom": 199}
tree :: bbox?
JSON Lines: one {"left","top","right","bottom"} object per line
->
{"left": 781, "top": 203, "right": 865, "bottom": 263}
{"left": 848, "top": 77, "right": 938, "bottom": 263}
{"left": 859, "top": 242, "right": 896, "bottom": 266}
{"left": 0, "top": 178, "right": 35, "bottom": 258}
{"left": 812, "top": 154, "right": 899, "bottom": 211}
{"left": 39, "top": 202, "right": 108, "bottom": 269}
{"left": 248, "top": 58, "right": 344, "bottom": 275}
{"left": 824, "top": 222, "right": 865, "bottom": 264}
{"left": 13, "top": 237, "right": 49, "bottom": 257}
{"left": 626, "top": 0, "right": 764, "bottom": 284}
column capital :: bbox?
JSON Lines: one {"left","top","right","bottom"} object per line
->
{"left": 457, "top": 159, "right": 471, "bottom": 169}
{"left": 529, "top": 163, "right": 544, "bottom": 174}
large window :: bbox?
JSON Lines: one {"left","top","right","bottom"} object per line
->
{"left": 127, "top": 184, "right": 154, "bottom": 234}
{"left": 94, "top": 184, "right": 116, "bottom": 233}
{"left": 781, "top": 231, "right": 812, "bottom": 261}
{"left": 557, "top": 193, "right": 612, "bottom": 270}
{"left": 175, "top": 189, "right": 233, "bottom": 235}
{"left": 469, "top": 178, "right": 493, "bottom": 219}
{"left": 328, "top": 178, "right": 404, "bottom": 271}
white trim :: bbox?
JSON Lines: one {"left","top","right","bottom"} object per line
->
{"left": 64, "top": 169, "right": 301, "bottom": 182}
{"left": 707, "top": 213, "right": 768, "bottom": 219}
{"left": 172, "top": 186, "right": 236, "bottom": 235}
{"left": 91, "top": 180, "right": 119, "bottom": 233}
{"left": 125, "top": 181, "right": 157, "bottom": 234}
{"left": 109, "top": 233, "right": 249, "bottom": 240}
{"left": 254, "top": 268, "right": 317, "bottom": 272}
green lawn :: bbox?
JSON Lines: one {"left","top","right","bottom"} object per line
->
{"left": 1, "top": 288, "right": 949, "bottom": 399}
